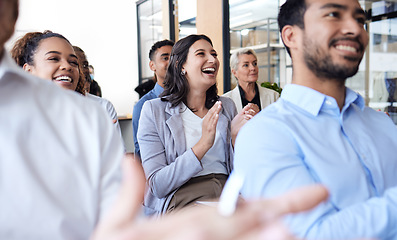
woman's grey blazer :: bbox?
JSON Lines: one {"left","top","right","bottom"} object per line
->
{"left": 137, "top": 96, "right": 237, "bottom": 216}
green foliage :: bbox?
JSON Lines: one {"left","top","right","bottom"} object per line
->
{"left": 261, "top": 82, "right": 282, "bottom": 94}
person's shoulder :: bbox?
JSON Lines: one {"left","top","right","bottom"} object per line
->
{"left": 135, "top": 90, "right": 158, "bottom": 109}
{"left": 23, "top": 76, "right": 110, "bottom": 129}
{"left": 139, "top": 99, "right": 170, "bottom": 125}
{"left": 25, "top": 72, "right": 87, "bottom": 106}
{"left": 223, "top": 86, "right": 239, "bottom": 97}
{"left": 223, "top": 88, "right": 233, "bottom": 97}
{"left": 86, "top": 93, "right": 115, "bottom": 109}
{"left": 141, "top": 97, "right": 167, "bottom": 112}
{"left": 147, "top": 97, "right": 167, "bottom": 108}
{"left": 86, "top": 92, "right": 101, "bottom": 100}
{"left": 219, "top": 95, "right": 235, "bottom": 105}
{"left": 86, "top": 92, "right": 106, "bottom": 105}
{"left": 219, "top": 96, "right": 237, "bottom": 115}
{"left": 26, "top": 79, "right": 107, "bottom": 120}
{"left": 363, "top": 105, "right": 396, "bottom": 125}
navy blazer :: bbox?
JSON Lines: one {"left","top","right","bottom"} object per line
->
{"left": 137, "top": 96, "right": 237, "bottom": 215}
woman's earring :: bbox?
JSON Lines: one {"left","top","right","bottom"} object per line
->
{"left": 181, "top": 69, "right": 186, "bottom": 75}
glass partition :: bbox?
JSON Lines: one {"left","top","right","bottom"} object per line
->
{"left": 229, "top": 0, "right": 285, "bottom": 90}
{"left": 349, "top": 0, "right": 397, "bottom": 124}
{"left": 367, "top": 17, "right": 397, "bottom": 123}
{"left": 137, "top": 0, "right": 164, "bottom": 84}
{"left": 136, "top": 0, "right": 397, "bottom": 124}
{"left": 178, "top": 0, "right": 197, "bottom": 39}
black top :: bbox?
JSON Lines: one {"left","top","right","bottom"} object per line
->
{"left": 135, "top": 79, "right": 156, "bottom": 99}
{"left": 238, "top": 83, "right": 261, "bottom": 109}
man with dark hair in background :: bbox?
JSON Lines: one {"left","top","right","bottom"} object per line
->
{"left": 132, "top": 39, "right": 174, "bottom": 157}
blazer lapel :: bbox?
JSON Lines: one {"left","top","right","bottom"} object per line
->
{"left": 232, "top": 86, "right": 243, "bottom": 111}
{"left": 258, "top": 82, "right": 267, "bottom": 110}
{"left": 165, "top": 103, "right": 186, "bottom": 156}
{"left": 217, "top": 111, "right": 228, "bottom": 145}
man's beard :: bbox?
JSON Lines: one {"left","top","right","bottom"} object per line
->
{"left": 302, "top": 34, "right": 363, "bottom": 81}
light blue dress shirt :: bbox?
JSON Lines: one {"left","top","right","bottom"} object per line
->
{"left": 233, "top": 84, "right": 397, "bottom": 239}
{"left": 132, "top": 83, "right": 163, "bottom": 157}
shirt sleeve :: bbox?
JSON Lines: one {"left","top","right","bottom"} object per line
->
{"left": 234, "top": 117, "right": 397, "bottom": 240}
{"left": 103, "top": 98, "right": 121, "bottom": 132}
{"left": 132, "top": 99, "right": 144, "bottom": 157}
{"left": 137, "top": 101, "right": 203, "bottom": 199}
{"left": 96, "top": 106, "right": 124, "bottom": 220}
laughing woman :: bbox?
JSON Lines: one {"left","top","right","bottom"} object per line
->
{"left": 11, "top": 31, "right": 85, "bottom": 95}
{"left": 137, "top": 34, "right": 257, "bottom": 216}
{"left": 10, "top": 31, "right": 123, "bottom": 134}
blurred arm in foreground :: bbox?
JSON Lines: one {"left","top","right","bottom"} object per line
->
{"left": 92, "top": 154, "right": 328, "bottom": 240}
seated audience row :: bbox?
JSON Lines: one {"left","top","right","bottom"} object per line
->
{"left": 2, "top": 0, "right": 397, "bottom": 239}
{"left": 1, "top": 5, "right": 327, "bottom": 239}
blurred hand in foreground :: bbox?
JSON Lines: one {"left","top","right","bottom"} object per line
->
{"left": 91, "top": 154, "right": 329, "bottom": 240}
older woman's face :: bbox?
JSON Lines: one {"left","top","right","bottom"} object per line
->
{"left": 232, "top": 54, "right": 258, "bottom": 84}
{"left": 0, "top": 0, "right": 18, "bottom": 51}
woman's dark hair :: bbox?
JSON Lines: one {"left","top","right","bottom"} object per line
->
{"left": 73, "top": 45, "right": 91, "bottom": 95}
{"left": 90, "top": 80, "right": 102, "bottom": 97}
{"left": 160, "top": 34, "right": 218, "bottom": 110}
{"left": 278, "top": 0, "right": 307, "bottom": 56}
{"left": 10, "top": 30, "right": 85, "bottom": 95}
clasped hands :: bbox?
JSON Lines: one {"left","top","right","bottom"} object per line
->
{"left": 194, "top": 101, "right": 259, "bottom": 158}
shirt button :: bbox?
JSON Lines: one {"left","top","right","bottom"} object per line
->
{"left": 325, "top": 100, "right": 332, "bottom": 105}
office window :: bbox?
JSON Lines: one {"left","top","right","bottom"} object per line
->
{"left": 229, "top": 0, "right": 285, "bottom": 90}
{"left": 347, "top": 1, "right": 397, "bottom": 123}
{"left": 137, "top": 0, "right": 164, "bottom": 84}
{"left": 178, "top": 0, "right": 197, "bottom": 38}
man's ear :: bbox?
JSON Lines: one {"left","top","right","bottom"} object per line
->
{"left": 149, "top": 60, "right": 155, "bottom": 72}
{"left": 22, "top": 63, "right": 33, "bottom": 72}
{"left": 281, "top": 25, "right": 300, "bottom": 52}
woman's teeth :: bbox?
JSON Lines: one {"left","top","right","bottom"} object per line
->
{"left": 54, "top": 76, "right": 72, "bottom": 82}
{"left": 202, "top": 67, "right": 215, "bottom": 74}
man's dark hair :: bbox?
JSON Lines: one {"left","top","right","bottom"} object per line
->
{"left": 149, "top": 39, "right": 175, "bottom": 61}
{"left": 278, "top": 0, "right": 307, "bottom": 56}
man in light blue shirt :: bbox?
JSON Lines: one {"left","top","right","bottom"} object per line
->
{"left": 233, "top": 0, "right": 397, "bottom": 239}
{"left": 132, "top": 39, "right": 174, "bottom": 157}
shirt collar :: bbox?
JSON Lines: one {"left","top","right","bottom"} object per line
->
{"left": 281, "top": 84, "right": 364, "bottom": 116}
{"left": 0, "top": 52, "right": 23, "bottom": 83}
{"left": 344, "top": 87, "right": 365, "bottom": 111}
{"left": 153, "top": 83, "right": 164, "bottom": 97}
